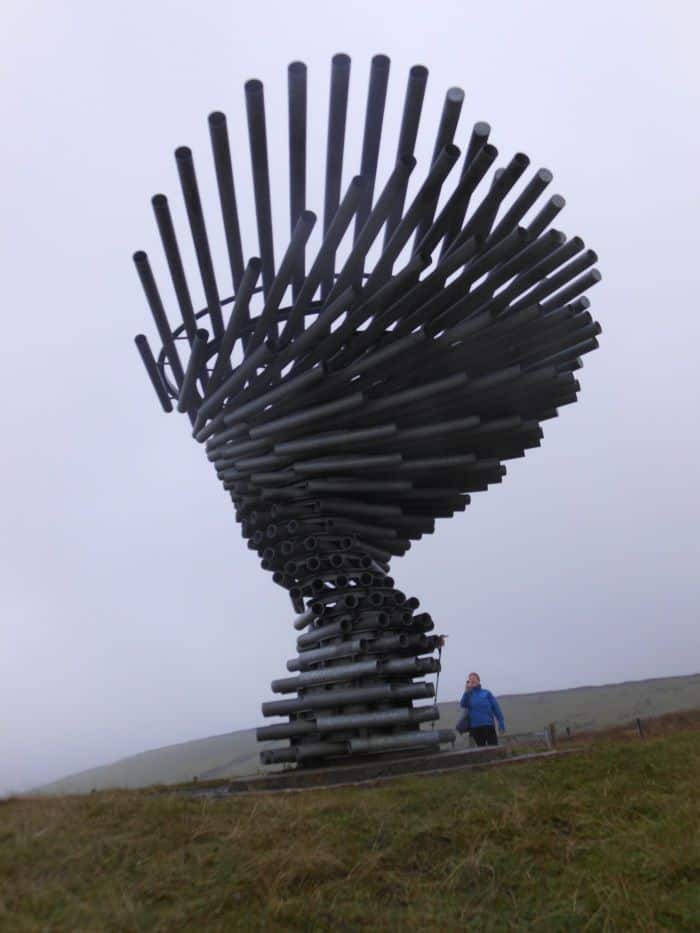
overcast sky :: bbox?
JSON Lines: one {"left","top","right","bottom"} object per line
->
{"left": 2, "top": 0, "right": 699, "bottom": 796}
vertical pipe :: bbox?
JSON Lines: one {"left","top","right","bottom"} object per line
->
{"left": 464, "top": 121, "right": 491, "bottom": 167}
{"left": 280, "top": 175, "right": 365, "bottom": 343}
{"left": 326, "top": 155, "right": 415, "bottom": 300}
{"left": 488, "top": 167, "right": 553, "bottom": 244}
{"left": 415, "top": 142, "right": 497, "bottom": 257}
{"left": 177, "top": 329, "right": 210, "bottom": 413}
{"left": 412, "top": 86, "right": 464, "bottom": 250}
{"left": 248, "top": 210, "right": 316, "bottom": 349}
{"left": 134, "top": 334, "right": 173, "bottom": 412}
{"left": 446, "top": 151, "right": 530, "bottom": 254}
{"left": 133, "top": 250, "right": 185, "bottom": 386}
{"left": 208, "top": 112, "right": 245, "bottom": 294}
{"left": 440, "top": 120, "right": 491, "bottom": 256}
{"left": 364, "top": 144, "right": 460, "bottom": 293}
{"left": 527, "top": 193, "right": 566, "bottom": 238}
{"left": 245, "top": 79, "right": 275, "bottom": 298}
{"left": 322, "top": 53, "right": 351, "bottom": 295}
{"left": 353, "top": 54, "right": 390, "bottom": 242}
{"left": 384, "top": 64, "right": 428, "bottom": 246}
{"left": 208, "top": 258, "right": 261, "bottom": 390}
{"left": 151, "top": 194, "right": 198, "bottom": 343}
{"left": 174, "top": 146, "right": 224, "bottom": 338}
{"left": 288, "top": 62, "right": 307, "bottom": 300}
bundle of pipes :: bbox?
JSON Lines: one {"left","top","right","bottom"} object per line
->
{"left": 133, "top": 55, "right": 601, "bottom": 767}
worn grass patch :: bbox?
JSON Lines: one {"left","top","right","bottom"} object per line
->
{"left": 2, "top": 729, "right": 699, "bottom": 931}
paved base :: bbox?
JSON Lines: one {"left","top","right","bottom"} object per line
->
{"left": 180, "top": 742, "right": 576, "bottom": 797}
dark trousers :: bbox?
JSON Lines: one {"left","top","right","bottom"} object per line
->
{"left": 469, "top": 725, "right": 498, "bottom": 747}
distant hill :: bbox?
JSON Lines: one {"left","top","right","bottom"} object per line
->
{"left": 35, "top": 673, "right": 700, "bottom": 795}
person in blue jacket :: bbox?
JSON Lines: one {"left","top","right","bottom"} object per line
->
{"left": 456, "top": 672, "right": 505, "bottom": 746}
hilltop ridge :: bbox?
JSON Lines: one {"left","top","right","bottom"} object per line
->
{"left": 34, "top": 672, "right": 700, "bottom": 795}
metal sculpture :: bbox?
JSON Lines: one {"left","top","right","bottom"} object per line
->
{"left": 132, "top": 55, "right": 601, "bottom": 768}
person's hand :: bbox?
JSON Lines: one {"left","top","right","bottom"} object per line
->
{"left": 499, "top": 726, "right": 505, "bottom": 734}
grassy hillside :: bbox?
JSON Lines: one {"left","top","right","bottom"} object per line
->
{"left": 3, "top": 717, "right": 699, "bottom": 931}
{"left": 488, "top": 671, "right": 700, "bottom": 733}
{"left": 36, "top": 672, "right": 700, "bottom": 794}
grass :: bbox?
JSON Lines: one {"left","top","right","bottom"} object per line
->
{"left": 2, "top": 716, "right": 699, "bottom": 932}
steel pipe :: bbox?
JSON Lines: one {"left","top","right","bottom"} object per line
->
{"left": 384, "top": 63, "right": 428, "bottom": 244}
{"left": 261, "top": 681, "right": 435, "bottom": 717}
{"left": 134, "top": 335, "right": 173, "bottom": 412}
{"left": 151, "top": 194, "right": 198, "bottom": 342}
{"left": 286, "top": 638, "right": 366, "bottom": 671}
{"left": 174, "top": 147, "right": 224, "bottom": 338}
{"left": 347, "top": 729, "right": 454, "bottom": 754}
{"left": 208, "top": 112, "right": 245, "bottom": 292}
{"left": 245, "top": 80, "right": 275, "bottom": 298}
{"left": 413, "top": 85, "right": 464, "bottom": 248}
{"left": 288, "top": 61, "right": 307, "bottom": 299}
{"left": 322, "top": 53, "right": 351, "bottom": 295}
{"left": 177, "top": 329, "right": 209, "bottom": 413}
{"left": 315, "top": 705, "right": 439, "bottom": 732}
{"left": 354, "top": 54, "right": 391, "bottom": 241}
{"left": 133, "top": 251, "right": 185, "bottom": 387}
{"left": 365, "top": 143, "right": 461, "bottom": 293}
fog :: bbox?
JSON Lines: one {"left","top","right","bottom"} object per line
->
{"left": 2, "top": 0, "right": 698, "bottom": 795}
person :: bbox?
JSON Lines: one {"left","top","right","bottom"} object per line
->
{"left": 456, "top": 672, "right": 505, "bottom": 746}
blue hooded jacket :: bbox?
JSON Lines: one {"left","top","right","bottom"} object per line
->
{"left": 460, "top": 686, "right": 505, "bottom": 730}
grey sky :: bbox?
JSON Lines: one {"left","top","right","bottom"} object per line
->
{"left": 2, "top": 0, "right": 699, "bottom": 795}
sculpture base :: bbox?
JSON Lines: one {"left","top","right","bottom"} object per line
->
{"left": 256, "top": 571, "right": 453, "bottom": 766}
{"left": 218, "top": 744, "right": 515, "bottom": 795}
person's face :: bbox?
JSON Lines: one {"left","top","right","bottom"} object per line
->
{"left": 467, "top": 674, "right": 480, "bottom": 690}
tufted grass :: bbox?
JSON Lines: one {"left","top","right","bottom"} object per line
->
{"left": 1, "top": 719, "right": 699, "bottom": 931}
